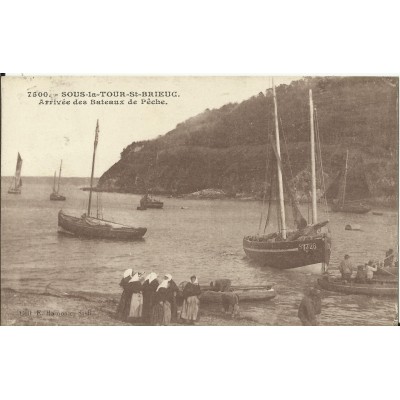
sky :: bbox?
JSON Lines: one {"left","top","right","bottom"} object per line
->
{"left": 2, "top": 76, "right": 300, "bottom": 177}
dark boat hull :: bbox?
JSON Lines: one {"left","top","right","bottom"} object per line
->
{"left": 58, "top": 211, "right": 147, "bottom": 240}
{"left": 8, "top": 189, "right": 21, "bottom": 194}
{"left": 331, "top": 203, "right": 371, "bottom": 214}
{"left": 50, "top": 193, "right": 66, "bottom": 201}
{"left": 200, "top": 287, "right": 276, "bottom": 303}
{"left": 318, "top": 277, "right": 398, "bottom": 297}
{"left": 243, "top": 236, "right": 330, "bottom": 270}
{"left": 144, "top": 201, "right": 163, "bottom": 209}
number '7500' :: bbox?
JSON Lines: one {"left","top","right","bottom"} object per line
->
{"left": 299, "top": 243, "right": 316, "bottom": 250}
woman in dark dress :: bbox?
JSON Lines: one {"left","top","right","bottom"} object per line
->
{"left": 127, "top": 272, "right": 144, "bottom": 323}
{"left": 164, "top": 274, "right": 179, "bottom": 322}
{"left": 141, "top": 272, "right": 159, "bottom": 323}
{"left": 151, "top": 277, "right": 172, "bottom": 326}
{"left": 181, "top": 275, "right": 201, "bottom": 325}
{"left": 116, "top": 269, "right": 134, "bottom": 321}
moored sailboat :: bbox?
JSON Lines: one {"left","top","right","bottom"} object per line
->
{"left": 243, "top": 85, "right": 331, "bottom": 272}
{"left": 8, "top": 153, "right": 23, "bottom": 194}
{"left": 50, "top": 160, "right": 66, "bottom": 201}
{"left": 58, "top": 120, "right": 147, "bottom": 240}
{"left": 330, "top": 150, "right": 371, "bottom": 214}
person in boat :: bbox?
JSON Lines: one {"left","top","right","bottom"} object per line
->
{"left": 365, "top": 260, "right": 378, "bottom": 282}
{"left": 181, "top": 275, "right": 201, "bottom": 325}
{"left": 338, "top": 254, "right": 353, "bottom": 281}
{"left": 127, "top": 272, "right": 145, "bottom": 323}
{"left": 116, "top": 268, "right": 134, "bottom": 322}
{"left": 151, "top": 276, "right": 172, "bottom": 326}
{"left": 142, "top": 272, "right": 159, "bottom": 323}
{"left": 298, "top": 288, "right": 321, "bottom": 326}
{"left": 210, "top": 279, "right": 231, "bottom": 292}
{"left": 384, "top": 249, "right": 395, "bottom": 268}
{"left": 164, "top": 274, "right": 180, "bottom": 323}
{"left": 354, "top": 265, "right": 367, "bottom": 284}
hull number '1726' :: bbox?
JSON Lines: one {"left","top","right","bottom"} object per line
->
{"left": 299, "top": 243, "right": 317, "bottom": 250}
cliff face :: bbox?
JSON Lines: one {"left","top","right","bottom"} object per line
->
{"left": 99, "top": 77, "right": 398, "bottom": 206}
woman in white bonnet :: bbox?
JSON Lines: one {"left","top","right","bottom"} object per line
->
{"left": 127, "top": 272, "right": 145, "bottom": 322}
{"left": 116, "top": 269, "right": 134, "bottom": 321}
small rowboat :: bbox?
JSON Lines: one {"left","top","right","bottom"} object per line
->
{"left": 199, "top": 285, "right": 277, "bottom": 303}
{"left": 372, "top": 212, "right": 383, "bottom": 216}
{"left": 318, "top": 277, "right": 398, "bottom": 297}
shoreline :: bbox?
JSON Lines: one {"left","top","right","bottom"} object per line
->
{"left": 80, "top": 187, "right": 398, "bottom": 209}
{"left": 1, "top": 288, "right": 262, "bottom": 326}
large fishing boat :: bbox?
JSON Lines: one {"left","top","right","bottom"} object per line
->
{"left": 8, "top": 153, "right": 23, "bottom": 194}
{"left": 50, "top": 160, "right": 66, "bottom": 201}
{"left": 58, "top": 120, "right": 147, "bottom": 240}
{"left": 330, "top": 150, "right": 371, "bottom": 214}
{"left": 243, "top": 84, "right": 331, "bottom": 273}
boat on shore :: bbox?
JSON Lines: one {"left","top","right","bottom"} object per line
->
{"left": 58, "top": 120, "right": 147, "bottom": 240}
{"left": 8, "top": 153, "right": 23, "bottom": 194}
{"left": 50, "top": 160, "right": 66, "bottom": 201}
{"left": 243, "top": 85, "right": 331, "bottom": 272}
{"left": 317, "top": 276, "right": 398, "bottom": 297}
{"left": 199, "top": 285, "right": 276, "bottom": 303}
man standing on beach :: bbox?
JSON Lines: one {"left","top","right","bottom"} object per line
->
{"left": 339, "top": 254, "right": 353, "bottom": 281}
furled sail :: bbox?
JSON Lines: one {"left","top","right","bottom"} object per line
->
{"left": 269, "top": 137, "right": 307, "bottom": 230}
{"left": 15, "top": 153, "right": 23, "bottom": 186}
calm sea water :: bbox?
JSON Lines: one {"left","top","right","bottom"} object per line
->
{"left": 1, "top": 178, "right": 398, "bottom": 325}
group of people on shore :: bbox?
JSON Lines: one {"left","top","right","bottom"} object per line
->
{"left": 116, "top": 270, "right": 201, "bottom": 325}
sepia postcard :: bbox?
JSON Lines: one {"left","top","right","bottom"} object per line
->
{"left": 1, "top": 75, "right": 398, "bottom": 326}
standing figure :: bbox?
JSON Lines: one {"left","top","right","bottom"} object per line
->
{"left": 151, "top": 276, "right": 172, "bottom": 326}
{"left": 298, "top": 288, "right": 321, "bottom": 326}
{"left": 181, "top": 275, "right": 201, "bottom": 325}
{"left": 142, "top": 272, "right": 159, "bottom": 323}
{"left": 338, "top": 254, "right": 353, "bottom": 281}
{"left": 365, "top": 260, "right": 378, "bottom": 282}
{"left": 128, "top": 272, "right": 144, "bottom": 322}
{"left": 116, "top": 269, "right": 134, "bottom": 322}
{"left": 165, "top": 274, "right": 180, "bottom": 322}
{"left": 384, "top": 249, "right": 395, "bottom": 268}
{"left": 221, "top": 292, "right": 240, "bottom": 318}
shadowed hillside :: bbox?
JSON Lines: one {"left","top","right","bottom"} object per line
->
{"left": 99, "top": 77, "right": 398, "bottom": 206}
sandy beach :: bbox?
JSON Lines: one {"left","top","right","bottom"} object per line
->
{"left": 1, "top": 288, "right": 262, "bottom": 326}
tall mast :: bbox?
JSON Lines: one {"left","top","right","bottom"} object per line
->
{"left": 53, "top": 171, "right": 56, "bottom": 192}
{"left": 87, "top": 120, "right": 99, "bottom": 216}
{"left": 342, "top": 149, "right": 349, "bottom": 207}
{"left": 57, "top": 160, "right": 62, "bottom": 193}
{"left": 272, "top": 81, "right": 286, "bottom": 239}
{"left": 309, "top": 89, "right": 317, "bottom": 224}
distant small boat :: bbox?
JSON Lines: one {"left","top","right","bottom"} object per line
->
{"left": 139, "top": 195, "right": 164, "bottom": 210}
{"left": 58, "top": 120, "right": 147, "bottom": 240}
{"left": 8, "top": 153, "right": 23, "bottom": 194}
{"left": 318, "top": 276, "right": 398, "bottom": 297}
{"left": 199, "top": 285, "right": 277, "bottom": 303}
{"left": 372, "top": 212, "right": 383, "bottom": 216}
{"left": 50, "top": 160, "right": 66, "bottom": 201}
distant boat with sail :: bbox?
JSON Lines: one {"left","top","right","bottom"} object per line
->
{"left": 330, "top": 150, "right": 371, "bottom": 214}
{"left": 243, "top": 84, "right": 331, "bottom": 272}
{"left": 58, "top": 120, "right": 147, "bottom": 240}
{"left": 8, "top": 153, "right": 23, "bottom": 194}
{"left": 50, "top": 160, "right": 66, "bottom": 201}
